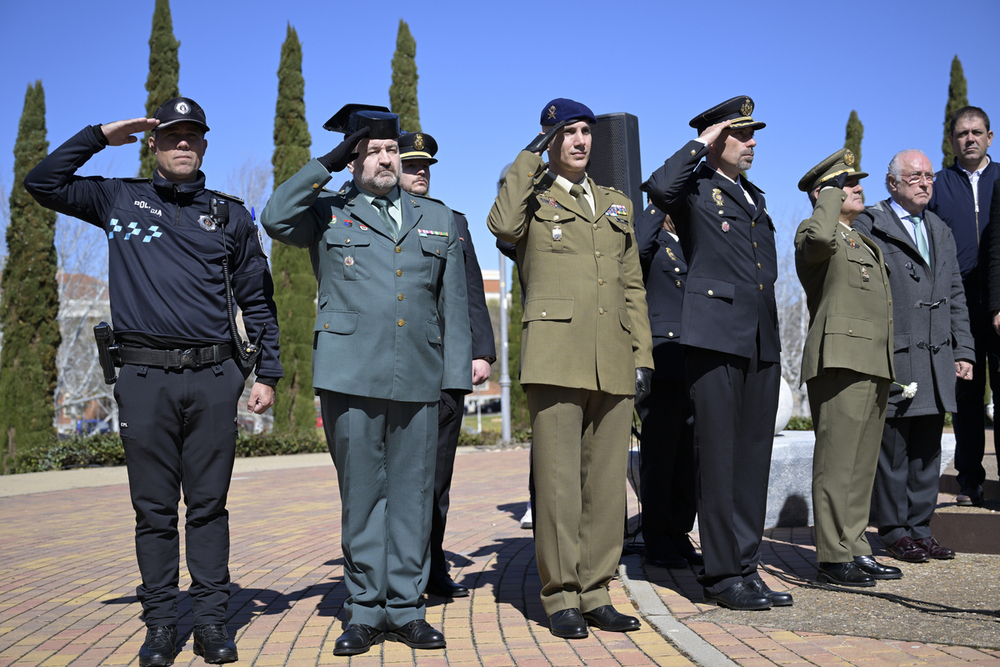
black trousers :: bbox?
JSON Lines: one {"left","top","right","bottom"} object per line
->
{"left": 873, "top": 413, "right": 945, "bottom": 545}
{"left": 685, "top": 345, "right": 779, "bottom": 595}
{"left": 952, "top": 271, "right": 1000, "bottom": 490}
{"left": 636, "top": 379, "right": 696, "bottom": 558}
{"left": 115, "top": 359, "right": 245, "bottom": 627}
{"left": 430, "top": 389, "right": 465, "bottom": 577}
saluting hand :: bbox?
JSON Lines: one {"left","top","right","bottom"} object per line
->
{"left": 101, "top": 118, "right": 160, "bottom": 146}
{"left": 318, "top": 126, "right": 371, "bottom": 173}
{"left": 697, "top": 119, "right": 735, "bottom": 147}
{"left": 524, "top": 120, "right": 567, "bottom": 155}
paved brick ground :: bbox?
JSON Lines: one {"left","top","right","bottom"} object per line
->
{"left": 2, "top": 448, "right": 998, "bottom": 666}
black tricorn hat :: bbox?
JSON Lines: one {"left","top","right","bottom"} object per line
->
{"left": 323, "top": 103, "right": 400, "bottom": 139}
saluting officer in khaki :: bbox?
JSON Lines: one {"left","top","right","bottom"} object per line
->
{"left": 488, "top": 98, "right": 653, "bottom": 640}
{"left": 795, "top": 149, "right": 901, "bottom": 587}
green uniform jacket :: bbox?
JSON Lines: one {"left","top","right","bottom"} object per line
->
{"left": 795, "top": 187, "right": 894, "bottom": 384}
{"left": 260, "top": 159, "right": 472, "bottom": 402}
{"left": 488, "top": 151, "right": 653, "bottom": 394}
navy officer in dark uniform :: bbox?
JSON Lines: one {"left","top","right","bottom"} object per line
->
{"left": 633, "top": 203, "right": 701, "bottom": 570}
{"left": 642, "top": 96, "right": 787, "bottom": 611}
{"left": 396, "top": 131, "right": 496, "bottom": 598}
{"left": 25, "top": 98, "right": 281, "bottom": 667}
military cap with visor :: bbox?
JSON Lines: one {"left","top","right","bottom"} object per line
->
{"left": 797, "top": 148, "right": 868, "bottom": 193}
{"left": 540, "top": 98, "right": 597, "bottom": 126}
{"left": 153, "top": 97, "right": 210, "bottom": 133}
{"left": 323, "top": 103, "right": 400, "bottom": 139}
{"left": 398, "top": 132, "right": 438, "bottom": 164}
{"left": 689, "top": 95, "right": 765, "bottom": 133}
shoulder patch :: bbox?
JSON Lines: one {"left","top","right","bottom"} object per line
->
{"left": 206, "top": 189, "right": 245, "bottom": 204}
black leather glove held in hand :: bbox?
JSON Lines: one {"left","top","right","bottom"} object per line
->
{"left": 524, "top": 120, "right": 567, "bottom": 154}
{"left": 820, "top": 171, "right": 849, "bottom": 192}
{"left": 635, "top": 367, "right": 653, "bottom": 404}
{"left": 318, "top": 126, "right": 370, "bottom": 173}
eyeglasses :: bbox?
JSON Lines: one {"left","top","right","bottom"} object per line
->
{"left": 899, "top": 172, "right": 935, "bottom": 185}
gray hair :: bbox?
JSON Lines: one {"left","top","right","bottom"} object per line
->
{"left": 885, "top": 149, "right": 928, "bottom": 194}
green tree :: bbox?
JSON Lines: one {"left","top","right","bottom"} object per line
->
{"left": 942, "top": 55, "right": 969, "bottom": 169}
{"left": 508, "top": 264, "right": 528, "bottom": 425}
{"left": 270, "top": 24, "right": 315, "bottom": 435}
{"left": 139, "top": 0, "right": 180, "bottom": 179}
{"left": 844, "top": 110, "right": 863, "bottom": 173}
{"left": 389, "top": 19, "right": 421, "bottom": 132}
{"left": 0, "top": 82, "right": 61, "bottom": 470}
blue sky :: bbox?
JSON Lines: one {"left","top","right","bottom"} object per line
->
{"left": 3, "top": 0, "right": 1000, "bottom": 274}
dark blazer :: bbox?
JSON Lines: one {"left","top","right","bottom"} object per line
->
{"left": 642, "top": 140, "right": 780, "bottom": 363}
{"left": 856, "top": 199, "right": 974, "bottom": 417}
{"left": 454, "top": 211, "right": 496, "bottom": 363}
{"left": 635, "top": 203, "right": 686, "bottom": 381}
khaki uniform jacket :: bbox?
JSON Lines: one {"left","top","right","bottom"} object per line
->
{"left": 795, "top": 188, "right": 894, "bottom": 384}
{"left": 488, "top": 151, "right": 653, "bottom": 395}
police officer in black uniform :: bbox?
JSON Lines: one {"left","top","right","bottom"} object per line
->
{"left": 24, "top": 98, "right": 282, "bottom": 667}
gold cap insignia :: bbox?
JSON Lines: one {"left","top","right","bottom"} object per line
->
{"left": 844, "top": 150, "right": 855, "bottom": 166}
{"left": 414, "top": 134, "right": 425, "bottom": 150}
{"left": 741, "top": 98, "right": 753, "bottom": 117}
{"left": 547, "top": 105, "right": 557, "bottom": 120}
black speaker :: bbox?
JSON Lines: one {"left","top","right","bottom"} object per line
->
{"left": 589, "top": 112, "right": 643, "bottom": 214}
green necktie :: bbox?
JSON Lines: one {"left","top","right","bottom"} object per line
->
{"left": 570, "top": 184, "right": 593, "bottom": 219}
{"left": 910, "top": 215, "right": 931, "bottom": 266}
{"left": 373, "top": 196, "right": 397, "bottom": 237}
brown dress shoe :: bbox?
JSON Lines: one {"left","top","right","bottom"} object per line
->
{"left": 918, "top": 537, "right": 955, "bottom": 559}
{"left": 886, "top": 536, "right": 929, "bottom": 563}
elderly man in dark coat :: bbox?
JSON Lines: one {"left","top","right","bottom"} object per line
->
{"left": 856, "top": 149, "right": 974, "bottom": 564}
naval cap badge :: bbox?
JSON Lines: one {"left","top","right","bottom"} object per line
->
{"left": 740, "top": 97, "right": 753, "bottom": 117}
{"left": 414, "top": 134, "right": 425, "bottom": 150}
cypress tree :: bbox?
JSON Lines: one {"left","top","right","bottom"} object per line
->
{"left": 844, "top": 110, "right": 863, "bottom": 173}
{"left": 508, "top": 264, "right": 528, "bottom": 425}
{"left": 139, "top": 0, "right": 180, "bottom": 179}
{"left": 0, "top": 82, "right": 61, "bottom": 469}
{"left": 270, "top": 24, "right": 315, "bottom": 435}
{"left": 942, "top": 55, "right": 969, "bottom": 169}
{"left": 389, "top": 19, "right": 421, "bottom": 132}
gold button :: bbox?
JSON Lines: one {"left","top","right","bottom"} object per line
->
{"left": 759, "top": 284, "right": 763, "bottom": 290}
{"left": 324, "top": 323, "right": 329, "bottom": 329}
{"left": 651, "top": 209, "right": 656, "bottom": 214}
{"left": 396, "top": 269, "right": 402, "bottom": 277}
{"left": 757, "top": 262, "right": 761, "bottom": 269}
{"left": 889, "top": 300, "right": 892, "bottom": 306}
{"left": 849, "top": 329, "right": 854, "bottom": 334}
{"left": 753, "top": 242, "right": 758, "bottom": 248}
{"left": 595, "top": 251, "right": 601, "bottom": 258}
{"left": 668, "top": 331, "right": 674, "bottom": 337}
{"left": 708, "top": 289, "right": 714, "bottom": 296}
{"left": 598, "top": 279, "right": 605, "bottom": 285}
{"left": 395, "top": 246, "right": 402, "bottom": 253}
{"left": 690, "top": 149, "right": 696, "bottom": 156}
{"left": 345, "top": 238, "right": 351, "bottom": 244}
{"left": 675, "top": 280, "right": 682, "bottom": 287}
{"left": 397, "top": 293, "right": 404, "bottom": 301}
{"left": 437, "top": 336, "right": 441, "bottom": 341}
{"left": 541, "top": 311, "right": 547, "bottom": 317}
{"left": 717, "top": 209, "right": 724, "bottom": 215}
{"left": 312, "top": 183, "right": 319, "bottom": 189}
{"left": 436, "top": 249, "right": 441, "bottom": 255}
{"left": 599, "top": 308, "right": 605, "bottom": 315}
{"left": 398, "top": 319, "right": 405, "bottom": 326}
{"left": 752, "top": 221, "right": 756, "bottom": 227}
{"left": 890, "top": 318, "right": 893, "bottom": 323}
{"left": 554, "top": 215, "right": 560, "bottom": 221}
{"left": 593, "top": 223, "right": 599, "bottom": 229}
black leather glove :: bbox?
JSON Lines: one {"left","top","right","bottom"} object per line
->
{"left": 635, "top": 367, "right": 653, "bottom": 404}
{"left": 820, "top": 171, "right": 849, "bottom": 192}
{"left": 524, "top": 120, "right": 567, "bottom": 154}
{"left": 317, "top": 126, "right": 370, "bottom": 173}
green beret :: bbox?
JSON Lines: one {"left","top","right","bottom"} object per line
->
{"left": 797, "top": 148, "right": 868, "bottom": 192}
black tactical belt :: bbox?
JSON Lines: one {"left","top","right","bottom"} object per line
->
{"left": 118, "top": 344, "right": 233, "bottom": 370}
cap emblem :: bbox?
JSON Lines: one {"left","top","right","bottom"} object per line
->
{"left": 413, "top": 134, "right": 425, "bottom": 150}
{"left": 844, "top": 150, "right": 855, "bottom": 166}
{"left": 175, "top": 101, "right": 190, "bottom": 115}
{"left": 547, "top": 105, "right": 557, "bottom": 120}
{"left": 740, "top": 98, "right": 753, "bottom": 117}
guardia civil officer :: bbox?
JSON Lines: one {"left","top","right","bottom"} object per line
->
{"left": 642, "top": 96, "right": 786, "bottom": 611}
{"left": 261, "top": 106, "right": 471, "bottom": 656}
{"left": 795, "top": 149, "right": 901, "bottom": 586}
{"left": 396, "top": 132, "right": 496, "bottom": 599}
{"left": 488, "top": 98, "right": 654, "bottom": 639}
{"left": 24, "top": 98, "right": 282, "bottom": 667}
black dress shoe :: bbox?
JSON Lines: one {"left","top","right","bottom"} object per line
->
{"left": 582, "top": 605, "right": 640, "bottom": 632}
{"left": 745, "top": 578, "right": 793, "bottom": 606}
{"left": 957, "top": 484, "right": 984, "bottom": 507}
{"left": 703, "top": 582, "right": 771, "bottom": 610}
{"left": 853, "top": 555, "right": 902, "bottom": 579}
{"left": 645, "top": 552, "right": 690, "bottom": 569}
{"left": 817, "top": 562, "right": 875, "bottom": 587}
{"left": 333, "top": 624, "right": 382, "bottom": 656}
{"left": 387, "top": 619, "right": 446, "bottom": 649}
{"left": 426, "top": 573, "right": 470, "bottom": 598}
{"left": 193, "top": 624, "right": 238, "bottom": 664}
{"left": 549, "top": 608, "right": 588, "bottom": 638}
{"left": 918, "top": 537, "right": 956, "bottom": 559}
{"left": 138, "top": 626, "right": 177, "bottom": 667}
